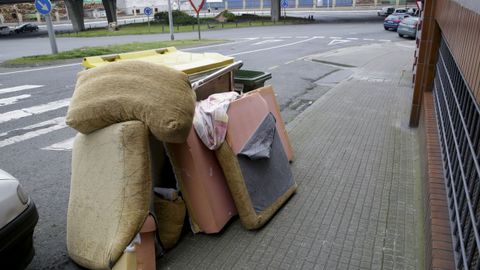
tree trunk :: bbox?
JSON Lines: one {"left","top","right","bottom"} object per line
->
{"left": 64, "top": 0, "right": 84, "bottom": 32}
{"left": 102, "top": 0, "right": 117, "bottom": 24}
{"left": 271, "top": 0, "right": 280, "bottom": 22}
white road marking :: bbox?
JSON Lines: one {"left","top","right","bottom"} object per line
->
{"left": 0, "top": 63, "right": 81, "bottom": 76}
{"left": 346, "top": 38, "right": 359, "bottom": 40}
{"left": 378, "top": 39, "right": 391, "bottom": 42}
{"left": 183, "top": 38, "right": 259, "bottom": 51}
{"left": 295, "top": 36, "right": 309, "bottom": 38}
{"left": 0, "top": 98, "right": 70, "bottom": 124}
{"left": 252, "top": 39, "right": 283, "bottom": 46}
{"left": 329, "top": 36, "right": 342, "bottom": 39}
{"left": 268, "top": 66, "right": 279, "bottom": 70}
{"left": 228, "top": 37, "right": 318, "bottom": 57}
{"left": 314, "top": 36, "right": 325, "bottom": 38}
{"left": 285, "top": 60, "right": 295, "bottom": 65}
{"left": 263, "top": 37, "right": 275, "bottom": 39}
{"left": 0, "top": 117, "right": 67, "bottom": 148}
{"left": 0, "top": 85, "right": 43, "bottom": 95}
{"left": 328, "top": 39, "right": 352, "bottom": 46}
{"left": 363, "top": 38, "right": 375, "bottom": 41}
{"left": 0, "top": 94, "right": 31, "bottom": 106}
{"left": 42, "top": 136, "right": 75, "bottom": 151}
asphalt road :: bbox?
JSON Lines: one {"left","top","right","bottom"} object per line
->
{"left": 0, "top": 10, "right": 385, "bottom": 61}
{"left": 0, "top": 20, "right": 414, "bottom": 269}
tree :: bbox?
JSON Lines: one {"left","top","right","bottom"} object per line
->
{"left": 271, "top": 0, "right": 280, "bottom": 22}
{"left": 102, "top": 0, "right": 117, "bottom": 28}
{"left": 64, "top": 0, "right": 84, "bottom": 32}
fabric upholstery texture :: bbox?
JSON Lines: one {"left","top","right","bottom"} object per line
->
{"left": 216, "top": 142, "right": 297, "bottom": 230}
{"left": 67, "top": 121, "right": 151, "bottom": 269}
{"left": 66, "top": 60, "right": 196, "bottom": 143}
{"left": 154, "top": 196, "right": 186, "bottom": 250}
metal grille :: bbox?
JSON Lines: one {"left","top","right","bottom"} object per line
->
{"left": 434, "top": 36, "right": 480, "bottom": 270}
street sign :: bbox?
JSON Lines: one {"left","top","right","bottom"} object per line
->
{"left": 144, "top": 7, "right": 153, "bottom": 16}
{"left": 281, "top": 0, "right": 288, "bottom": 8}
{"left": 188, "top": 0, "right": 205, "bottom": 40}
{"left": 35, "top": 0, "right": 52, "bottom": 15}
{"left": 188, "top": 0, "right": 206, "bottom": 14}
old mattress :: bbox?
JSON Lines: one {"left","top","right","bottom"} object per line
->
{"left": 216, "top": 93, "right": 297, "bottom": 230}
{"left": 67, "top": 121, "right": 151, "bottom": 269}
{"left": 166, "top": 128, "right": 237, "bottom": 233}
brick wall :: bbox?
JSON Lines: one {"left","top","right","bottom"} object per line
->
{"left": 421, "top": 91, "right": 455, "bottom": 270}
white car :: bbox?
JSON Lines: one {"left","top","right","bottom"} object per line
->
{"left": 377, "top": 7, "right": 395, "bottom": 17}
{"left": 0, "top": 26, "right": 14, "bottom": 36}
{"left": 0, "top": 169, "right": 38, "bottom": 269}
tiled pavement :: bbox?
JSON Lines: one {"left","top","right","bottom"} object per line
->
{"left": 158, "top": 42, "right": 423, "bottom": 270}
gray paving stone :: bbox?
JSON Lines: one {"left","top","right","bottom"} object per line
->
{"left": 157, "top": 43, "right": 423, "bottom": 270}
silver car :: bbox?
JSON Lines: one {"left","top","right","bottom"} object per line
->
{"left": 0, "top": 169, "right": 38, "bottom": 268}
{"left": 398, "top": 17, "right": 419, "bottom": 38}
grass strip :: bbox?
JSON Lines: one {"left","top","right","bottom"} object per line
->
{"left": 4, "top": 39, "right": 222, "bottom": 65}
{"left": 60, "top": 20, "right": 310, "bottom": 38}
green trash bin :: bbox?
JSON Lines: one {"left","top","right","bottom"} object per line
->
{"left": 234, "top": 70, "right": 272, "bottom": 93}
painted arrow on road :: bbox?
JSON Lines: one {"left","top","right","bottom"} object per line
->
{"left": 252, "top": 39, "right": 283, "bottom": 46}
{"left": 328, "top": 39, "right": 352, "bottom": 46}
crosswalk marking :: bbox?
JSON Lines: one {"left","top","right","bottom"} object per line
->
{"left": 0, "top": 85, "right": 43, "bottom": 95}
{"left": 42, "top": 136, "right": 75, "bottom": 151}
{"left": 0, "top": 98, "right": 70, "bottom": 124}
{"left": 0, "top": 94, "right": 31, "bottom": 106}
{"left": 0, "top": 117, "right": 67, "bottom": 148}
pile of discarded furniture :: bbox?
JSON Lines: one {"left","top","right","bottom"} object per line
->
{"left": 65, "top": 47, "right": 297, "bottom": 270}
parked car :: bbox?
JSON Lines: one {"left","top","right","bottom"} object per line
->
{"left": 384, "top": 14, "right": 411, "bottom": 31}
{"left": 398, "top": 16, "right": 420, "bottom": 38}
{"left": 407, "top": 8, "right": 418, "bottom": 16}
{"left": 14, "top": 23, "right": 39, "bottom": 34}
{"left": 392, "top": 8, "right": 409, "bottom": 15}
{"left": 377, "top": 7, "right": 395, "bottom": 17}
{"left": 0, "top": 169, "right": 38, "bottom": 269}
{"left": 0, "top": 26, "right": 14, "bottom": 36}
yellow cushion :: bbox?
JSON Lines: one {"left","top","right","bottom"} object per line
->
{"left": 66, "top": 60, "right": 196, "bottom": 143}
{"left": 67, "top": 121, "right": 151, "bottom": 269}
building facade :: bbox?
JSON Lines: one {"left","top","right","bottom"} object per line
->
{"left": 410, "top": 0, "right": 480, "bottom": 269}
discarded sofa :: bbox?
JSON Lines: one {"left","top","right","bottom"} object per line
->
{"left": 66, "top": 51, "right": 297, "bottom": 269}
{"left": 66, "top": 61, "right": 196, "bottom": 270}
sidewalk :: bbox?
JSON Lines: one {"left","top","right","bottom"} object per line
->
{"left": 158, "top": 41, "right": 423, "bottom": 269}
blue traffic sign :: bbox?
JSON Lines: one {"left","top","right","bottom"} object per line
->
{"left": 35, "top": 0, "right": 52, "bottom": 15}
{"left": 281, "top": 0, "right": 288, "bottom": 8}
{"left": 144, "top": 7, "right": 153, "bottom": 16}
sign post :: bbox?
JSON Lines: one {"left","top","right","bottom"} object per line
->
{"left": 35, "top": 0, "right": 57, "bottom": 54}
{"left": 281, "top": 0, "right": 288, "bottom": 19}
{"left": 144, "top": 7, "right": 152, "bottom": 33}
{"left": 167, "top": 0, "right": 174, "bottom": 40}
{"left": 188, "top": 0, "right": 206, "bottom": 40}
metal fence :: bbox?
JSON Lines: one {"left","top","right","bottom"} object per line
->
{"left": 434, "top": 36, "right": 480, "bottom": 269}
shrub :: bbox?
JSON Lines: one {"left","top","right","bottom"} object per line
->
{"left": 154, "top": 10, "right": 197, "bottom": 25}
{"left": 223, "top": 11, "right": 236, "bottom": 22}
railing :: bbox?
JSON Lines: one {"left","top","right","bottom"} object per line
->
{"left": 434, "top": 36, "right": 480, "bottom": 269}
